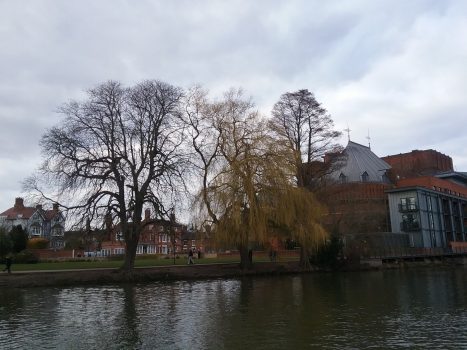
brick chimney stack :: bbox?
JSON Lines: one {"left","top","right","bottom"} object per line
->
{"left": 53, "top": 203, "right": 59, "bottom": 211}
{"left": 144, "top": 208, "right": 151, "bottom": 221}
{"left": 36, "top": 204, "right": 43, "bottom": 210}
{"left": 14, "top": 197, "right": 24, "bottom": 209}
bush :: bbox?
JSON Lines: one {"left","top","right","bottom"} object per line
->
{"left": 27, "top": 238, "right": 49, "bottom": 249}
{"left": 310, "top": 235, "right": 343, "bottom": 269}
{"left": 14, "top": 250, "right": 39, "bottom": 264}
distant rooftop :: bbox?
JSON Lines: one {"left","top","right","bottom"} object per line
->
{"left": 330, "top": 141, "right": 391, "bottom": 183}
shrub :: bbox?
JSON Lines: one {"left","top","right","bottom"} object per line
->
{"left": 27, "top": 238, "right": 49, "bottom": 249}
{"left": 310, "top": 235, "right": 343, "bottom": 269}
{"left": 14, "top": 250, "right": 39, "bottom": 264}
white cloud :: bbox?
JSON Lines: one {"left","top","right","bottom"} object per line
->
{"left": 1, "top": 0, "right": 466, "bottom": 212}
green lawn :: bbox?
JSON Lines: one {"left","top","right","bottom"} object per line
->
{"left": 7, "top": 254, "right": 298, "bottom": 272}
{"left": 8, "top": 256, "right": 240, "bottom": 272}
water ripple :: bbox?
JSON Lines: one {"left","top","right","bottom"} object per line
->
{"left": 2, "top": 270, "right": 467, "bottom": 349}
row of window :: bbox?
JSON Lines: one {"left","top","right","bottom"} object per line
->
{"left": 339, "top": 171, "right": 389, "bottom": 183}
{"left": 29, "top": 226, "right": 64, "bottom": 236}
{"left": 100, "top": 244, "right": 199, "bottom": 256}
{"left": 115, "top": 233, "right": 190, "bottom": 243}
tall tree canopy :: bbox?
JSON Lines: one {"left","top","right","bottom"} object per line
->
{"left": 270, "top": 89, "right": 342, "bottom": 189}
{"left": 270, "top": 89, "right": 343, "bottom": 265}
{"left": 186, "top": 88, "right": 327, "bottom": 268}
{"left": 27, "top": 80, "right": 189, "bottom": 271}
{"left": 9, "top": 225, "right": 28, "bottom": 253}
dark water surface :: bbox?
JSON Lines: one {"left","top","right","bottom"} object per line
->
{"left": 1, "top": 268, "right": 467, "bottom": 349}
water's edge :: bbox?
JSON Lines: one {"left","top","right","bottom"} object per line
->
{"left": 1, "top": 258, "right": 465, "bottom": 288}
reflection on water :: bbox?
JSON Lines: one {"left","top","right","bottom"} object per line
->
{"left": 1, "top": 268, "right": 467, "bottom": 349}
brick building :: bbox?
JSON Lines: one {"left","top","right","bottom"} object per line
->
{"left": 322, "top": 141, "right": 392, "bottom": 234}
{"left": 383, "top": 149, "right": 453, "bottom": 178}
{"left": 98, "top": 209, "right": 202, "bottom": 257}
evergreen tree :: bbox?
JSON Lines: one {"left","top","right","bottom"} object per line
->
{"left": 10, "top": 225, "right": 28, "bottom": 253}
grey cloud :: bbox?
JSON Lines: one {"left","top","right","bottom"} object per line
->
{"left": 1, "top": 0, "right": 467, "bottom": 211}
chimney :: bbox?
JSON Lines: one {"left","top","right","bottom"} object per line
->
{"left": 53, "top": 203, "right": 59, "bottom": 211}
{"left": 14, "top": 197, "right": 24, "bottom": 209}
{"left": 144, "top": 208, "right": 151, "bottom": 221}
{"left": 36, "top": 204, "right": 43, "bottom": 210}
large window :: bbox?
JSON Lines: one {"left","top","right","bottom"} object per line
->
{"left": 401, "top": 213, "right": 420, "bottom": 231}
{"left": 30, "top": 225, "right": 42, "bottom": 237}
{"left": 339, "top": 173, "right": 347, "bottom": 183}
{"left": 361, "top": 171, "right": 369, "bottom": 182}
{"left": 400, "top": 197, "right": 417, "bottom": 211}
{"left": 52, "top": 227, "right": 63, "bottom": 236}
{"left": 115, "top": 232, "right": 124, "bottom": 241}
{"left": 114, "top": 248, "right": 125, "bottom": 255}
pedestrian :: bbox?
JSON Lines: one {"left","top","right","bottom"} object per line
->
{"left": 3, "top": 257, "right": 12, "bottom": 274}
{"left": 188, "top": 249, "right": 194, "bottom": 265}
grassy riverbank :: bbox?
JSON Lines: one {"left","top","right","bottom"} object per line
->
{"left": 10, "top": 256, "right": 298, "bottom": 272}
{"left": 0, "top": 260, "right": 305, "bottom": 288}
{"left": 8, "top": 253, "right": 299, "bottom": 272}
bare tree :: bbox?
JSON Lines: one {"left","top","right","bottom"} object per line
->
{"left": 26, "top": 80, "right": 188, "bottom": 272}
{"left": 185, "top": 88, "right": 327, "bottom": 269}
{"left": 270, "top": 89, "right": 342, "bottom": 189}
{"left": 269, "top": 89, "right": 343, "bottom": 266}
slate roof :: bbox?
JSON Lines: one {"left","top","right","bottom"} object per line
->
{"left": 0, "top": 206, "right": 36, "bottom": 219}
{"left": 331, "top": 141, "right": 392, "bottom": 183}
{"left": 0, "top": 199, "right": 59, "bottom": 221}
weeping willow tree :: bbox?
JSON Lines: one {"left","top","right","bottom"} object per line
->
{"left": 185, "top": 87, "right": 327, "bottom": 269}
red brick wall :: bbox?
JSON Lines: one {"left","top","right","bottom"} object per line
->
{"left": 331, "top": 183, "right": 391, "bottom": 201}
{"left": 383, "top": 149, "right": 453, "bottom": 177}
{"left": 396, "top": 176, "right": 467, "bottom": 198}
{"left": 324, "top": 183, "right": 391, "bottom": 234}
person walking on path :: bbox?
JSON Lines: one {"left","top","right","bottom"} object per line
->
{"left": 3, "top": 257, "right": 12, "bottom": 274}
{"left": 188, "top": 249, "right": 194, "bottom": 265}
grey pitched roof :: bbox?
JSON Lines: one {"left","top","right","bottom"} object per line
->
{"left": 331, "top": 141, "right": 391, "bottom": 183}
{"left": 435, "top": 171, "right": 467, "bottom": 186}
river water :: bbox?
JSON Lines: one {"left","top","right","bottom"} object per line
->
{"left": 1, "top": 268, "right": 467, "bottom": 349}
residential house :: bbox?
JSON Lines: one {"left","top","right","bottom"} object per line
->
{"left": 0, "top": 197, "right": 65, "bottom": 249}
{"left": 99, "top": 209, "right": 202, "bottom": 257}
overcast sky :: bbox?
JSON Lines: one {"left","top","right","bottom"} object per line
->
{"left": 1, "top": 0, "right": 466, "bottom": 212}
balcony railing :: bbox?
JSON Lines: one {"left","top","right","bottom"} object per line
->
{"left": 399, "top": 203, "right": 419, "bottom": 212}
{"left": 400, "top": 221, "right": 421, "bottom": 232}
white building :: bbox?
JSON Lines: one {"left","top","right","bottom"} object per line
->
{"left": 0, "top": 197, "right": 65, "bottom": 249}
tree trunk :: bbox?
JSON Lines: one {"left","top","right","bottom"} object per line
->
{"left": 122, "top": 238, "right": 137, "bottom": 273}
{"left": 239, "top": 244, "right": 253, "bottom": 270}
{"left": 299, "top": 246, "right": 310, "bottom": 269}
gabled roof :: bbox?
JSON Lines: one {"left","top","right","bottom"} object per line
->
{"left": 0, "top": 206, "right": 36, "bottom": 220}
{"left": 0, "top": 198, "right": 61, "bottom": 221}
{"left": 331, "top": 141, "right": 391, "bottom": 183}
